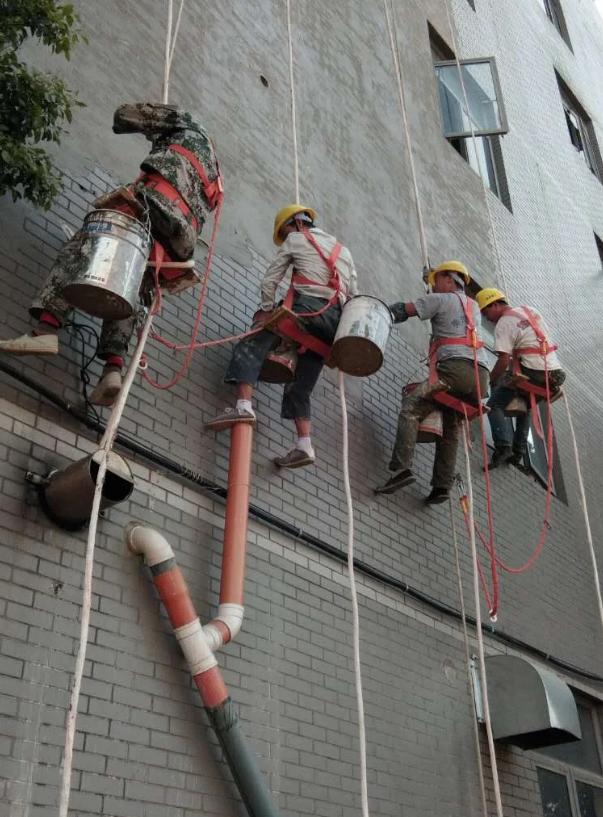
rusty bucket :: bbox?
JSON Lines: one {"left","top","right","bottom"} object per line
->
{"left": 504, "top": 395, "right": 529, "bottom": 417}
{"left": 259, "top": 347, "right": 298, "bottom": 384}
{"left": 403, "top": 382, "right": 444, "bottom": 443}
{"left": 330, "top": 295, "right": 392, "bottom": 377}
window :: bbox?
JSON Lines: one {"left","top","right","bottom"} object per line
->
{"left": 428, "top": 24, "right": 512, "bottom": 210}
{"left": 536, "top": 0, "right": 572, "bottom": 49}
{"left": 536, "top": 697, "right": 603, "bottom": 817}
{"left": 556, "top": 73, "right": 603, "bottom": 182}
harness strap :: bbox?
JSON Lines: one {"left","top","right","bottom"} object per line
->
{"left": 167, "top": 143, "right": 224, "bottom": 210}
{"left": 428, "top": 293, "right": 484, "bottom": 384}
{"left": 509, "top": 306, "right": 558, "bottom": 374}
{"left": 140, "top": 172, "right": 198, "bottom": 230}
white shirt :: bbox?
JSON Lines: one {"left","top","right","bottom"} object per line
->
{"left": 494, "top": 306, "right": 562, "bottom": 371}
{"left": 260, "top": 228, "right": 358, "bottom": 310}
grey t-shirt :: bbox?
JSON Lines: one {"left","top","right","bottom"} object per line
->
{"left": 414, "top": 292, "right": 490, "bottom": 368}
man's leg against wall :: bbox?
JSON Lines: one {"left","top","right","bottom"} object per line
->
{"left": 205, "top": 329, "right": 279, "bottom": 431}
{"left": 274, "top": 351, "right": 324, "bottom": 468}
{"left": 430, "top": 410, "right": 459, "bottom": 496}
{"left": 89, "top": 316, "right": 136, "bottom": 407}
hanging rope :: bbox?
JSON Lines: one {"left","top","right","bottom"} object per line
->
{"left": 60, "top": 5, "right": 187, "bottom": 812}
{"left": 461, "top": 424, "right": 505, "bottom": 817}
{"left": 58, "top": 307, "right": 156, "bottom": 817}
{"left": 383, "top": 0, "right": 430, "bottom": 272}
{"left": 563, "top": 392, "right": 603, "bottom": 635}
{"left": 162, "top": 0, "right": 186, "bottom": 104}
{"left": 285, "top": 0, "right": 300, "bottom": 202}
{"left": 449, "top": 500, "right": 489, "bottom": 817}
{"left": 338, "top": 371, "right": 370, "bottom": 817}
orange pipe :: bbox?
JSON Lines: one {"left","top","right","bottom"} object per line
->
{"left": 219, "top": 422, "right": 253, "bottom": 606}
{"left": 154, "top": 568, "right": 198, "bottom": 628}
{"left": 193, "top": 666, "right": 229, "bottom": 709}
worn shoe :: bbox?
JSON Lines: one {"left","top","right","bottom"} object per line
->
{"left": 90, "top": 370, "right": 122, "bottom": 407}
{"left": 487, "top": 445, "right": 513, "bottom": 470}
{"left": 424, "top": 487, "right": 450, "bottom": 505}
{"left": 0, "top": 333, "right": 59, "bottom": 355}
{"left": 375, "top": 469, "right": 415, "bottom": 495}
{"left": 273, "top": 448, "right": 315, "bottom": 469}
{"left": 204, "top": 406, "right": 256, "bottom": 432}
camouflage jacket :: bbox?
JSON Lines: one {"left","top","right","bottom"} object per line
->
{"left": 113, "top": 103, "right": 220, "bottom": 258}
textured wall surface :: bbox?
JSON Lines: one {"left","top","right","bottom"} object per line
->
{"left": 1, "top": 0, "right": 603, "bottom": 815}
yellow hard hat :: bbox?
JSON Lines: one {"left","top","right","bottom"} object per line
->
{"left": 273, "top": 204, "right": 317, "bottom": 245}
{"left": 476, "top": 287, "right": 507, "bottom": 311}
{"left": 427, "top": 260, "right": 470, "bottom": 288}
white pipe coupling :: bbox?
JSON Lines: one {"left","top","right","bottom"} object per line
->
{"left": 174, "top": 618, "right": 217, "bottom": 676}
{"left": 125, "top": 522, "right": 174, "bottom": 567}
{"left": 203, "top": 603, "right": 245, "bottom": 651}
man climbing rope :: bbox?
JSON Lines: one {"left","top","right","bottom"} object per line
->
{"left": 476, "top": 288, "right": 565, "bottom": 468}
{"left": 205, "top": 205, "right": 358, "bottom": 469}
{"left": 0, "top": 102, "right": 221, "bottom": 407}
{"left": 375, "top": 261, "right": 490, "bottom": 504}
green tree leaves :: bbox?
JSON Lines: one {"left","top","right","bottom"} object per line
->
{"left": 0, "top": 1, "right": 85, "bottom": 209}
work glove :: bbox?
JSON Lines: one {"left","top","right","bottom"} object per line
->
{"left": 388, "top": 302, "right": 409, "bottom": 323}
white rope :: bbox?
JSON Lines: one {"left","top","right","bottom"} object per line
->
{"left": 383, "top": 0, "right": 430, "bottom": 271}
{"left": 285, "top": 0, "right": 300, "bottom": 202}
{"left": 462, "top": 424, "right": 504, "bottom": 817}
{"left": 162, "top": 0, "right": 174, "bottom": 104}
{"left": 449, "top": 500, "right": 489, "bottom": 817}
{"left": 563, "top": 392, "right": 603, "bottom": 635}
{"left": 58, "top": 308, "right": 156, "bottom": 817}
{"left": 442, "top": 0, "right": 510, "bottom": 297}
{"left": 338, "top": 370, "right": 370, "bottom": 817}
{"left": 168, "top": 0, "right": 185, "bottom": 70}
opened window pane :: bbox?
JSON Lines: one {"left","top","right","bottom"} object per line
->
{"left": 435, "top": 58, "right": 507, "bottom": 137}
{"left": 577, "top": 781, "right": 603, "bottom": 817}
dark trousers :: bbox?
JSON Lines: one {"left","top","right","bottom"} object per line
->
{"left": 225, "top": 295, "right": 341, "bottom": 420}
{"left": 390, "top": 359, "right": 489, "bottom": 489}
{"left": 487, "top": 366, "right": 566, "bottom": 454}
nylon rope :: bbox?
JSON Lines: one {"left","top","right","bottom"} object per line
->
{"left": 462, "top": 424, "right": 504, "bottom": 817}
{"left": 563, "top": 392, "right": 603, "bottom": 636}
{"left": 285, "top": 0, "right": 300, "bottom": 202}
{"left": 383, "top": 0, "right": 430, "bottom": 271}
{"left": 60, "top": 5, "right": 185, "bottom": 811}
{"left": 449, "top": 500, "right": 489, "bottom": 817}
{"left": 58, "top": 308, "right": 156, "bottom": 817}
{"left": 338, "top": 370, "right": 370, "bottom": 817}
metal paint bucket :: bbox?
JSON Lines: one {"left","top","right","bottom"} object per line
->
{"left": 330, "top": 295, "right": 392, "bottom": 376}
{"left": 62, "top": 210, "right": 152, "bottom": 320}
{"left": 259, "top": 347, "right": 298, "bottom": 384}
{"left": 39, "top": 450, "right": 134, "bottom": 530}
{"left": 504, "top": 395, "right": 529, "bottom": 417}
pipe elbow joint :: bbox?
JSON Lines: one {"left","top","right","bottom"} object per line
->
{"left": 124, "top": 522, "right": 174, "bottom": 567}
{"left": 203, "top": 603, "right": 245, "bottom": 651}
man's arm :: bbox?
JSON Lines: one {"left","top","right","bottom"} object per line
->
{"left": 259, "top": 241, "right": 295, "bottom": 311}
{"left": 388, "top": 302, "right": 418, "bottom": 323}
{"left": 490, "top": 352, "right": 511, "bottom": 386}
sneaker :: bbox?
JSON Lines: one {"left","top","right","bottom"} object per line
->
{"left": 90, "top": 369, "right": 122, "bottom": 407}
{"left": 424, "top": 487, "right": 450, "bottom": 505}
{"left": 487, "top": 446, "right": 513, "bottom": 470}
{"left": 374, "top": 469, "right": 415, "bottom": 495}
{"left": 204, "top": 406, "right": 256, "bottom": 432}
{"left": 0, "top": 333, "right": 59, "bottom": 355}
{"left": 273, "top": 448, "right": 315, "bottom": 469}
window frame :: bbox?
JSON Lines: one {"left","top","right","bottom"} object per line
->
{"left": 556, "top": 74, "right": 603, "bottom": 182}
{"left": 535, "top": 696, "right": 603, "bottom": 816}
{"left": 536, "top": 0, "right": 572, "bottom": 49}
{"left": 433, "top": 56, "right": 509, "bottom": 139}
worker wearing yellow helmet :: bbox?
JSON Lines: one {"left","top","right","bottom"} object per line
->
{"left": 476, "top": 287, "right": 565, "bottom": 468}
{"left": 375, "top": 261, "right": 490, "bottom": 505}
{"left": 205, "top": 205, "right": 358, "bottom": 469}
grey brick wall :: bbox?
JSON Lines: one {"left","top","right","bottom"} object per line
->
{"left": 1, "top": 0, "right": 603, "bottom": 815}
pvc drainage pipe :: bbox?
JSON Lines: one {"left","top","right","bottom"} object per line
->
{"left": 125, "top": 522, "right": 279, "bottom": 817}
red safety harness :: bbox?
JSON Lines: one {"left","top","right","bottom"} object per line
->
{"left": 277, "top": 228, "right": 344, "bottom": 359}
{"left": 427, "top": 293, "right": 485, "bottom": 420}
{"left": 167, "top": 143, "right": 224, "bottom": 211}
{"left": 507, "top": 305, "right": 558, "bottom": 437}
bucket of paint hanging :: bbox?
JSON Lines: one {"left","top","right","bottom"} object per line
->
{"left": 403, "top": 382, "right": 444, "bottom": 443}
{"left": 504, "top": 394, "right": 529, "bottom": 417}
{"left": 39, "top": 450, "right": 134, "bottom": 531}
{"left": 260, "top": 347, "right": 298, "bottom": 384}
{"left": 330, "top": 295, "right": 393, "bottom": 377}
{"left": 62, "top": 209, "right": 152, "bottom": 321}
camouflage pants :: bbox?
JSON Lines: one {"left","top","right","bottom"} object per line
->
{"left": 29, "top": 233, "right": 139, "bottom": 360}
{"left": 390, "top": 359, "right": 490, "bottom": 490}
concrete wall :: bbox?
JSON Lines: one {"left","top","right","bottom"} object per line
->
{"left": 1, "top": 0, "right": 603, "bottom": 815}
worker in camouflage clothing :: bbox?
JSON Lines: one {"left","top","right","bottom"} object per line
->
{"left": 0, "top": 102, "right": 221, "bottom": 406}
